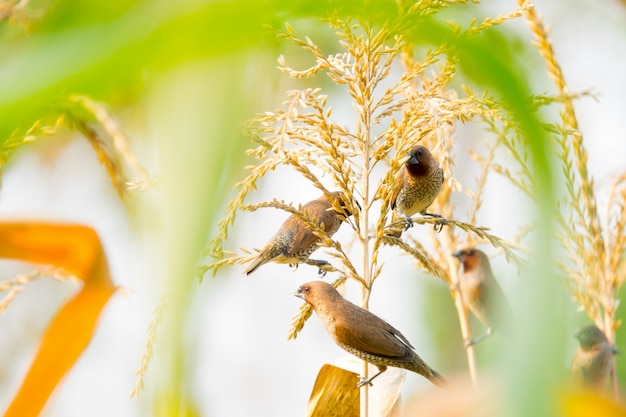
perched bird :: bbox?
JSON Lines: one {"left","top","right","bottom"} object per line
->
{"left": 388, "top": 144, "right": 445, "bottom": 237}
{"left": 243, "top": 192, "right": 353, "bottom": 275}
{"left": 295, "top": 280, "right": 446, "bottom": 387}
{"left": 572, "top": 325, "right": 617, "bottom": 392}
{"left": 452, "top": 248, "right": 514, "bottom": 346}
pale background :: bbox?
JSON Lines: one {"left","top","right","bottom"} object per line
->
{"left": 0, "top": 1, "right": 625, "bottom": 416}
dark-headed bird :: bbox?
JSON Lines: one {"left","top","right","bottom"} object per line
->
{"left": 388, "top": 144, "right": 445, "bottom": 237}
{"left": 244, "top": 192, "right": 353, "bottom": 275}
{"left": 295, "top": 280, "right": 446, "bottom": 387}
{"left": 572, "top": 324, "right": 617, "bottom": 392}
{"left": 452, "top": 248, "right": 514, "bottom": 346}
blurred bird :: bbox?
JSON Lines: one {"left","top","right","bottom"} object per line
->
{"left": 295, "top": 280, "right": 447, "bottom": 387}
{"left": 452, "top": 248, "right": 514, "bottom": 346}
{"left": 243, "top": 192, "right": 353, "bottom": 276}
{"left": 572, "top": 324, "right": 617, "bottom": 392}
{"left": 388, "top": 144, "right": 445, "bottom": 237}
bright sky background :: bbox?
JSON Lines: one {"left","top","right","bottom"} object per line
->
{"left": 0, "top": 1, "right": 625, "bottom": 416}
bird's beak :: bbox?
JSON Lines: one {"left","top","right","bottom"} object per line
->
{"left": 573, "top": 328, "right": 581, "bottom": 340}
{"left": 405, "top": 153, "right": 419, "bottom": 166}
{"left": 337, "top": 199, "right": 361, "bottom": 219}
{"left": 294, "top": 288, "right": 304, "bottom": 300}
{"left": 329, "top": 196, "right": 360, "bottom": 218}
{"left": 452, "top": 250, "right": 463, "bottom": 260}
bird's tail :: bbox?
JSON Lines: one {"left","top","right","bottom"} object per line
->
{"left": 413, "top": 355, "right": 448, "bottom": 388}
{"left": 243, "top": 252, "right": 270, "bottom": 275}
{"left": 428, "top": 369, "right": 448, "bottom": 388}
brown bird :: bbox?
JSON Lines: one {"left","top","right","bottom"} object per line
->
{"left": 452, "top": 248, "right": 514, "bottom": 346}
{"left": 243, "top": 192, "right": 353, "bottom": 275}
{"left": 295, "top": 280, "right": 446, "bottom": 387}
{"left": 388, "top": 144, "right": 445, "bottom": 237}
{"left": 572, "top": 325, "right": 617, "bottom": 392}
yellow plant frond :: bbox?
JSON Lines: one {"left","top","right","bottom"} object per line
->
{"left": 0, "top": 267, "right": 77, "bottom": 313}
{"left": 130, "top": 296, "right": 167, "bottom": 398}
{"left": 63, "top": 95, "right": 153, "bottom": 199}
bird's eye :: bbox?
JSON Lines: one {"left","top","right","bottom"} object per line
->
{"left": 302, "top": 286, "right": 310, "bottom": 294}
{"left": 417, "top": 149, "right": 423, "bottom": 157}
{"left": 467, "top": 249, "right": 474, "bottom": 256}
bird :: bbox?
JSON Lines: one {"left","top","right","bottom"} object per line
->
{"left": 295, "top": 280, "right": 447, "bottom": 387}
{"left": 452, "top": 248, "right": 514, "bottom": 346}
{"left": 572, "top": 324, "right": 617, "bottom": 392}
{"left": 387, "top": 144, "right": 445, "bottom": 238}
{"left": 243, "top": 192, "right": 353, "bottom": 275}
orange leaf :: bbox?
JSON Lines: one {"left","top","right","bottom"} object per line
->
{"left": 0, "top": 222, "right": 116, "bottom": 417}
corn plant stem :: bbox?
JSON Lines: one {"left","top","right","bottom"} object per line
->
{"left": 453, "top": 289, "right": 478, "bottom": 387}
{"left": 439, "top": 221, "right": 479, "bottom": 384}
{"left": 602, "top": 255, "right": 618, "bottom": 398}
{"left": 358, "top": 115, "right": 372, "bottom": 411}
{"left": 520, "top": 0, "right": 618, "bottom": 400}
{"left": 359, "top": 155, "right": 371, "bottom": 416}
{"left": 358, "top": 25, "right": 375, "bottom": 417}
{"left": 604, "top": 309, "right": 618, "bottom": 399}
{"left": 445, "top": 235, "right": 479, "bottom": 386}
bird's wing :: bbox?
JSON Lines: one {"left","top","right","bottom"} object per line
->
{"left": 287, "top": 221, "right": 318, "bottom": 254}
{"left": 571, "top": 349, "right": 591, "bottom": 385}
{"left": 461, "top": 279, "right": 487, "bottom": 326}
{"left": 334, "top": 309, "right": 412, "bottom": 358}
{"left": 482, "top": 277, "right": 514, "bottom": 334}
{"left": 287, "top": 201, "right": 336, "bottom": 254}
{"left": 390, "top": 168, "right": 405, "bottom": 210}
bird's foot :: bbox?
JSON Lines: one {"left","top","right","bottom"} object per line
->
{"left": 306, "top": 259, "right": 331, "bottom": 277}
{"left": 356, "top": 377, "right": 374, "bottom": 388}
{"left": 402, "top": 214, "right": 414, "bottom": 231}
{"left": 423, "top": 212, "right": 447, "bottom": 233}
{"left": 288, "top": 263, "right": 299, "bottom": 271}
{"left": 356, "top": 369, "right": 384, "bottom": 387}
{"left": 463, "top": 338, "right": 477, "bottom": 348}
{"left": 464, "top": 329, "right": 491, "bottom": 348}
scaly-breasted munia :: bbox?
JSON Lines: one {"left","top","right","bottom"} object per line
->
{"left": 243, "top": 192, "right": 353, "bottom": 275}
{"left": 388, "top": 144, "right": 445, "bottom": 237}
{"left": 295, "top": 280, "right": 446, "bottom": 387}
{"left": 452, "top": 248, "right": 514, "bottom": 346}
{"left": 572, "top": 324, "right": 617, "bottom": 392}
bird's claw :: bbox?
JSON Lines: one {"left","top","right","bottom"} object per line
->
{"left": 356, "top": 377, "right": 373, "bottom": 388}
{"left": 308, "top": 259, "right": 331, "bottom": 276}
{"left": 289, "top": 263, "right": 299, "bottom": 271}
{"left": 464, "top": 329, "right": 491, "bottom": 348}
{"left": 433, "top": 218, "right": 447, "bottom": 233}
{"left": 423, "top": 212, "right": 446, "bottom": 233}
{"left": 403, "top": 215, "right": 414, "bottom": 231}
{"left": 463, "top": 338, "right": 476, "bottom": 348}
